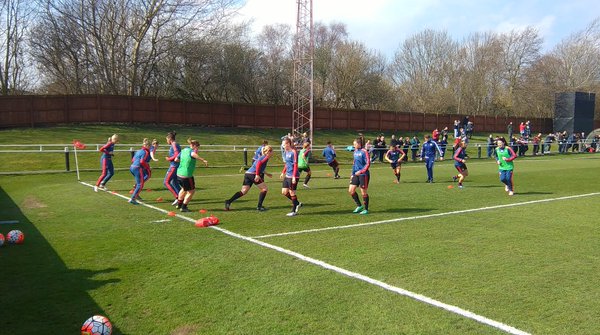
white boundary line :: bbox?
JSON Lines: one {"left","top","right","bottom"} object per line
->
{"left": 80, "top": 180, "right": 530, "bottom": 335}
{"left": 253, "top": 192, "right": 600, "bottom": 239}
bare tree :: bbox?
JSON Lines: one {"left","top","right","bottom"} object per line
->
{"left": 550, "top": 18, "right": 600, "bottom": 90}
{"left": 329, "top": 41, "right": 392, "bottom": 109}
{"left": 30, "top": 0, "right": 240, "bottom": 95}
{"left": 0, "top": 0, "right": 34, "bottom": 94}
{"left": 313, "top": 22, "right": 348, "bottom": 107}
{"left": 500, "top": 27, "right": 543, "bottom": 115}
{"left": 256, "top": 23, "right": 293, "bottom": 105}
{"left": 390, "top": 29, "right": 459, "bottom": 114}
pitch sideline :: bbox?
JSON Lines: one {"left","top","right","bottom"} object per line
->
{"left": 80, "top": 181, "right": 530, "bottom": 335}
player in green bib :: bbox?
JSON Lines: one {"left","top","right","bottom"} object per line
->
{"left": 175, "top": 138, "right": 208, "bottom": 212}
{"left": 298, "top": 142, "right": 312, "bottom": 188}
{"left": 495, "top": 137, "right": 517, "bottom": 196}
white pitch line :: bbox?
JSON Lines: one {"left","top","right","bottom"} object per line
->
{"left": 79, "top": 180, "right": 530, "bottom": 335}
{"left": 252, "top": 192, "right": 600, "bottom": 239}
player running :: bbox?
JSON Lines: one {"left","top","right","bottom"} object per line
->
{"left": 225, "top": 145, "right": 273, "bottom": 211}
{"left": 322, "top": 141, "right": 340, "bottom": 179}
{"left": 349, "top": 137, "right": 370, "bottom": 215}
{"left": 495, "top": 137, "right": 517, "bottom": 196}
{"left": 175, "top": 138, "right": 208, "bottom": 212}
{"left": 164, "top": 131, "right": 181, "bottom": 206}
{"left": 298, "top": 142, "right": 312, "bottom": 188}
{"left": 384, "top": 144, "right": 406, "bottom": 183}
{"left": 129, "top": 138, "right": 151, "bottom": 205}
{"left": 94, "top": 134, "right": 119, "bottom": 192}
{"left": 280, "top": 137, "right": 302, "bottom": 216}
{"left": 452, "top": 140, "right": 468, "bottom": 189}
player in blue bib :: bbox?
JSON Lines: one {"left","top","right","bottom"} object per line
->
{"left": 349, "top": 137, "right": 370, "bottom": 215}
{"left": 384, "top": 144, "right": 406, "bottom": 184}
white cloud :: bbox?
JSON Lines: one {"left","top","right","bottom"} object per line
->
{"left": 236, "top": 0, "right": 600, "bottom": 57}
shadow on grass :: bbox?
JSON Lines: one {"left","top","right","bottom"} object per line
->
{"left": 515, "top": 191, "right": 553, "bottom": 195}
{"left": 0, "top": 186, "right": 122, "bottom": 335}
{"left": 310, "top": 207, "right": 435, "bottom": 216}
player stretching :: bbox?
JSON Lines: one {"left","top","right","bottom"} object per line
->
{"left": 349, "top": 137, "right": 370, "bottom": 215}
{"left": 495, "top": 137, "right": 517, "bottom": 196}
{"left": 129, "top": 139, "right": 151, "bottom": 204}
{"left": 164, "top": 131, "right": 181, "bottom": 206}
{"left": 225, "top": 145, "right": 273, "bottom": 211}
{"left": 95, "top": 134, "right": 119, "bottom": 192}
{"left": 384, "top": 144, "right": 405, "bottom": 183}
{"left": 298, "top": 142, "right": 312, "bottom": 188}
{"left": 322, "top": 141, "right": 340, "bottom": 179}
{"left": 452, "top": 140, "right": 468, "bottom": 189}
{"left": 280, "top": 137, "right": 302, "bottom": 216}
{"left": 420, "top": 134, "right": 444, "bottom": 183}
{"left": 176, "top": 139, "right": 208, "bottom": 212}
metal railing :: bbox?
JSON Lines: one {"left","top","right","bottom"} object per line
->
{"left": 0, "top": 141, "right": 598, "bottom": 173}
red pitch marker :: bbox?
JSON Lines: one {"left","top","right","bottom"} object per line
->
{"left": 167, "top": 211, "right": 176, "bottom": 217}
{"left": 72, "top": 140, "right": 87, "bottom": 150}
{"left": 447, "top": 185, "right": 454, "bottom": 189}
{"left": 129, "top": 189, "right": 134, "bottom": 194}
{"left": 199, "top": 209, "right": 207, "bottom": 214}
{"left": 145, "top": 189, "right": 152, "bottom": 192}
{"left": 156, "top": 197, "right": 163, "bottom": 202}
{"left": 195, "top": 218, "right": 210, "bottom": 228}
{"left": 111, "top": 191, "right": 118, "bottom": 195}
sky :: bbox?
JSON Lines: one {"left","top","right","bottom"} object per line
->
{"left": 236, "top": 0, "right": 600, "bottom": 59}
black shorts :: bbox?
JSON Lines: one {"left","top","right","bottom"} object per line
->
{"left": 177, "top": 176, "right": 195, "bottom": 191}
{"left": 298, "top": 167, "right": 311, "bottom": 173}
{"left": 390, "top": 162, "right": 399, "bottom": 169}
{"left": 282, "top": 177, "right": 298, "bottom": 190}
{"left": 328, "top": 160, "right": 339, "bottom": 168}
{"left": 243, "top": 173, "right": 263, "bottom": 186}
{"left": 350, "top": 174, "right": 369, "bottom": 189}
{"left": 455, "top": 163, "right": 467, "bottom": 173}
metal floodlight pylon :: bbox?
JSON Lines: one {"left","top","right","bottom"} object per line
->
{"left": 292, "top": 0, "right": 314, "bottom": 145}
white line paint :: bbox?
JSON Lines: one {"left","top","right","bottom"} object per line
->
{"left": 252, "top": 192, "right": 600, "bottom": 239}
{"left": 79, "top": 180, "right": 531, "bottom": 335}
{"left": 0, "top": 220, "right": 19, "bottom": 224}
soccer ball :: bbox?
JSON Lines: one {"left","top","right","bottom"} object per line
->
{"left": 81, "top": 315, "right": 112, "bottom": 335}
{"left": 6, "top": 230, "right": 24, "bottom": 244}
{"left": 0, "top": 233, "right": 4, "bottom": 247}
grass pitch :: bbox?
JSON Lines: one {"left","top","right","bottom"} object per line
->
{"left": 1, "top": 125, "right": 600, "bottom": 334}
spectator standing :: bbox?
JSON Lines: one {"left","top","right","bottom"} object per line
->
{"left": 519, "top": 122, "right": 526, "bottom": 137}
{"left": 402, "top": 137, "right": 410, "bottom": 162}
{"left": 532, "top": 134, "right": 541, "bottom": 156}
{"left": 486, "top": 134, "right": 495, "bottom": 158}
{"left": 507, "top": 122, "right": 513, "bottom": 139}
{"left": 410, "top": 136, "right": 420, "bottom": 161}
{"left": 390, "top": 134, "right": 400, "bottom": 148}
{"left": 374, "top": 135, "right": 386, "bottom": 162}
{"left": 432, "top": 128, "right": 440, "bottom": 142}
{"left": 465, "top": 121, "right": 474, "bottom": 139}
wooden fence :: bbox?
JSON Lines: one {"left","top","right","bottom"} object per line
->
{"left": 0, "top": 94, "right": 588, "bottom": 134}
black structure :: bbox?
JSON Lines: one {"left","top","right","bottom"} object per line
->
{"left": 554, "top": 92, "right": 595, "bottom": 135}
